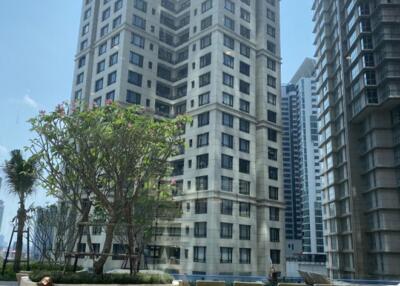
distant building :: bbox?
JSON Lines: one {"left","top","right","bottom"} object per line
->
{"left": 282, "top": 59, "right": 325, "bottom": 262}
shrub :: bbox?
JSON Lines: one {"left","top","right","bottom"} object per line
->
{"left": 30, "top": 271, "right": 174, "bottom": 284}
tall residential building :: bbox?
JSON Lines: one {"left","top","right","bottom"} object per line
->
{"left": 282, "top": 59, "right": 324, "bottom": 262}
{"left": 71, "top": 0, "right": 285, "bottom": 276}
{"left": 313, "top": 0, "right": 400, "bottom": 279}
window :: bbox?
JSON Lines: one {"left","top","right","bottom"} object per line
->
{"left": 198, "top": 112, "right": 209, "bottom": 127}
{"left": 201, "top": 15, "right": 212, "bottom": 30}
{"left": 240, "top": 8, "right": 250, "bottom": 22}
{"left": 239, "top": 180, "right": 250, "bottom": 195}
{"left": 239, "top": 80, "right": 250, "bottom": 94}
{"left": 268, "top": 166, "right": 278, "bottom": 180}
{"left": 113, "top": 15, "right": 122, "bottom": 28}
{"left": 76, "top": 72, "right": 83, "bottom": 84}
{"left": 220, "top": 223, "right": 233, "bottom": 238}
{"left": 269, "top": 207, "right": 279, "bottom": 221}
{"left": 240, "top": 25, "right": 250, "bottom": 39}
{"left": 193, "top": 246, "right": 206, "bottom": 263}
{"left": 200, "top": 53, "right": 212, "bottom": 68}
{"left": 197, "top": 132, "right": 209, "bottom": 147}
{"left": 223, "top": 53, "right": 234, "bottom": 68}
{"left": 240, "top": 248, "right": 251, "bottom": 264}
{"left": 199, "top": 72, "right": 211, "bottom": 87}
{"left": 221, "top": 199, "right": 233, "bottom": 215}
{"left": 130, "top": 51, "right": 143, "bottom": 67}
{"left": 267, "top": 75, "right": 276, "bottom": 88}
{"left": 196, "top": 154, "right": 209, "bottom": 169}
{"left": 106, "top": 90, "right": 115, "bottom": 102}
{"left": 268, "top": 128, "right": 277, "bottom": 142}
{"left": 270, "top": 250, "right": 280, "bottom": 264}
{"left": 223, "top": 73, "right": 234, "bottom": 87}
{"left": 221, "top": 154, "right": 233, "bottom": 169}
{"left": 224, "top": 16, "right": 235, "bottom": 30}
{"left": 98, "top": 42, "right": 107, "bottom": 55}
{"left": 239, "top": 202, "right": 250, "bottom": 217}
{"left": 80, "top": 40, "right": 88, "bottom": 51}
{"left": 111, "top": 34, "right": 120, "bottom": 47}
{"left": 107, "top": 71, "right": 117, "bottom": 85}
{"left": 222, "top": 92, "right": 234, "bottom": 107}
{"left": 267, "top": 41, "right": 276, "bottom": 54}
{"left": 224, "top": 0, "right": 235, "bottom": 13}
{"left": 78, "top": 56, "right": 86, "bottom": 68}
{"left": 198, "top": 92, "right": 210, "bottom": 106}
{"left": 267, "top": 110, "right": 276, "bottom": 123}
{"left": 201, "top": 0, "right": 212, "bottom": 13}
{"left": 200, "top": 34, "right": 212, "bottom": 49}
{"left": 221, "top": 176, "right": 233, "bottom": 192}
{"left": 268, "top": 92, "right": 276, "bottom": 105}
{"left": 267, "top": 25, "right": 275, "bottom": 38}
{"left": 269, "top": 186, "right": 278, "bottom": 200}
{"left": 240, "top": 62, "right": 250, "bottom": 76}
{"left": 132, "top": 33, "right": 145, "bottom": 48}
{"left": 270, "top": 228, "right": 280, "bottom": 242}
{"left": 95, "top": 78, "right": 103, "bottom": 91}
{"left": 239, "top": 225, "right": 250, "bottom": 240}
{"left": 114, "top": 0, "right": 122, "bottom": 11}
{"left": 102, "top": 7, "right": 110, "bottom": 21}
{"left": 222, "top": 133, "right": 233, "bottom": 148}
{"left": 109, "top": 52, "right": 118, "bottom": 66}
{"left": 267, "top": 57, "right": 276, "bottom": 71}
{"left": 100, "top": 24, "right": 109, "bottom": 37}
{"left": 239, "top": 138, "right": 250, "bottom": 153}
{"left": 126, "top": 90, "right": 141, "bottom": 104}
{"left": 134, "top": 0, "right": 147, "bottom": 12}
{"left": 93, "top": 96, "right": 102, "bottom": 107}
{"left": 240, "top": 99, "right": 249, "bottom": 113}
{"left": 133, "top": 15, "right": 146, "bottom": 29}
{"left": 223, "top": 34, "right": 234, "bottom": 49}
{"left": 239, "top": 119, "right": 250, "bottom": 133}
{"left": 220, "top": 247, "right": 232, "bottom": 263}
{"left": 194, "top": 222, "right": 207, "bottom": 237}
{"left": 222, "top": 112, "right": 234, "bottom": 127}
{"left": 97, "top": 60, "right": 105, "bottom": 73}
{"left": 195, "top": 199, "right": 208, "bottom": 214}
{"left": 196, "top": 176, "right": 208, "bottom": 191}
{"left": 240, "top": 43, "right": 250, "bottom": 58}
{"left": 128, "top": 70, "right": 142, "bottom": 86}
{"left": 239, "top": 159, "right": 250, "bottom": 174}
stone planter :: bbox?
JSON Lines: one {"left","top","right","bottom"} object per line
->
{"left": 20, "top": 276, "right": 175, "bottom": 286}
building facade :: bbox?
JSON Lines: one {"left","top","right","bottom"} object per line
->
{"left": 313, "top": 0, "right": 400, "bottom": 279}
{"left": 282, "top": 59, "right": 324, "bottom": 262}
{"left": 71, "top": 0, "right": 285, "bottom": 276}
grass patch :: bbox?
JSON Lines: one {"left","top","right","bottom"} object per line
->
{"left": 30, "top": 271, "right": 174, "bottom": 284}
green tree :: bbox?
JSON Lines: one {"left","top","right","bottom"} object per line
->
{"left": 29, "top": 103, "right": 189, "bottom": 274}
{"left": 3, "top": 149, "right": 38, "bottom": 273}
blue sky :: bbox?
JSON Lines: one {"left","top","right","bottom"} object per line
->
{"left": 0, "top": 0, "right": 314, "bottom": 239}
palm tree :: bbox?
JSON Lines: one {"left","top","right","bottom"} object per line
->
{"left": 3, "top": 150, "right": 38, "bottom": 273}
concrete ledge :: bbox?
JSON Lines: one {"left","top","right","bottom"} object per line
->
{"left": 196, "top": 281, "right": 225, "bottom": 286}
{"left": 20, "top": 276, "right": 174, "bottom": 286}
{"left": 233, "top": 282, "right": 264, "bottom": 286}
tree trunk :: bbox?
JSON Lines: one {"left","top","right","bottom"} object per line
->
{"left": 14, "top": 202, "right": 26, "bottom": 273}
{"left": 93, "top": 217, "right": 116, "bottom": 275}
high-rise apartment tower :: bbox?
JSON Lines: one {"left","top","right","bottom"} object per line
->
{"left": 71, "top": 0, "right": 285, "bottom": 276}
{"left": 282, "top": 59, "right": 325, "bottom": 262}
{"left": 313, "top": 0, "right": 400, "bottom": 279}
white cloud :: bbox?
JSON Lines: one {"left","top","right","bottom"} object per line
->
{"left": 23, "top": 94, "right": 39, "bottom": 109}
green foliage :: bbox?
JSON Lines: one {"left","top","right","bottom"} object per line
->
{"left": 29, "top": 271, "right": 173, "bottom": 284}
